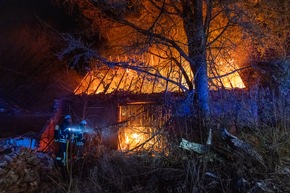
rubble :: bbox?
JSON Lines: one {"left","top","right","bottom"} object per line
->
{"left": 0, "top": 139, "right": 54, "bottom": 193}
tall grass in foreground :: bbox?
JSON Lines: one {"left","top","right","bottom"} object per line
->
{"left": 39, "top": 88, "right": 290, "bottom": 193}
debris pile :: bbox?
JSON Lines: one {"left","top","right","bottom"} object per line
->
{"left": 0, "top": 141, "right": 54, "bottom": 193}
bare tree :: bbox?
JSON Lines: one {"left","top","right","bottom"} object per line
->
{"left": 59, "top": 0, "right": 285, "bottom": 129}
{"left": 59, "top": 0, "right": 228, "bottom": 127}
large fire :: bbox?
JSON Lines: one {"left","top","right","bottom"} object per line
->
{"left": 73, "top": 54, "right": 245, "bottom": 151}
{"left": 74, "top": 55, "right": 245, "bottom": 95}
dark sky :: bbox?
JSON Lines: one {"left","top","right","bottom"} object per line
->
{"left": 0, "top": 0, "right": 83, "bottom": 111}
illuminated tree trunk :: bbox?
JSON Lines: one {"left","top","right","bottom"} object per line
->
{"left": 182, "top": 0, "right": 209, "bottom": 122}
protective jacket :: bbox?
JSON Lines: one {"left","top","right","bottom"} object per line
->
{"left": 75, "top": 124, "right": 85, "bottom": 146}
{"left": 56, "top": 119, "right": 71, "bottom": 143}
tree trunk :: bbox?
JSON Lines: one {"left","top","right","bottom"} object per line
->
{"left": 182, "top": 0, "right": 209, "bottom": 124}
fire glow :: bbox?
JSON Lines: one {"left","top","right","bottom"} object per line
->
{"left": 213, "top": 59, "right": 245, "bottom": 89}
{"left": 119, "top": 127, "right": 163, "bottom": 152}
{"left": 74, "top": 55, "right": 245, "bottom": 95}
{"left": 73, "top": 55, "right": 245, "bottom": 152}
{"left": 117, "top": 103, "right": 168, "bottom": 152}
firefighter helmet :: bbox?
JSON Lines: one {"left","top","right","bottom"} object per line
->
{"left": 80, "top": 120, "right": 87, "bottom": 125}
{"left": 64, "top": 115, "right": 71, "bottom": 120}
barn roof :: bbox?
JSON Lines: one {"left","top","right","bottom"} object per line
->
{"left": 74, "top": 66, "right": 184, "bottom": 95}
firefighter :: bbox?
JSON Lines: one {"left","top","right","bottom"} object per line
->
{"left": 55, "top": 114, "right": 72, "bottom": 166}
{"left": 74, "top": 119, "right": 86, "bottom": 159}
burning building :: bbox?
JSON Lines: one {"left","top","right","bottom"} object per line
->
{"left": 0, "top": 0, "right": 255, "bottom": 153}
{"left": 60, "top": 53, "right": 245, "bottom": 153}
